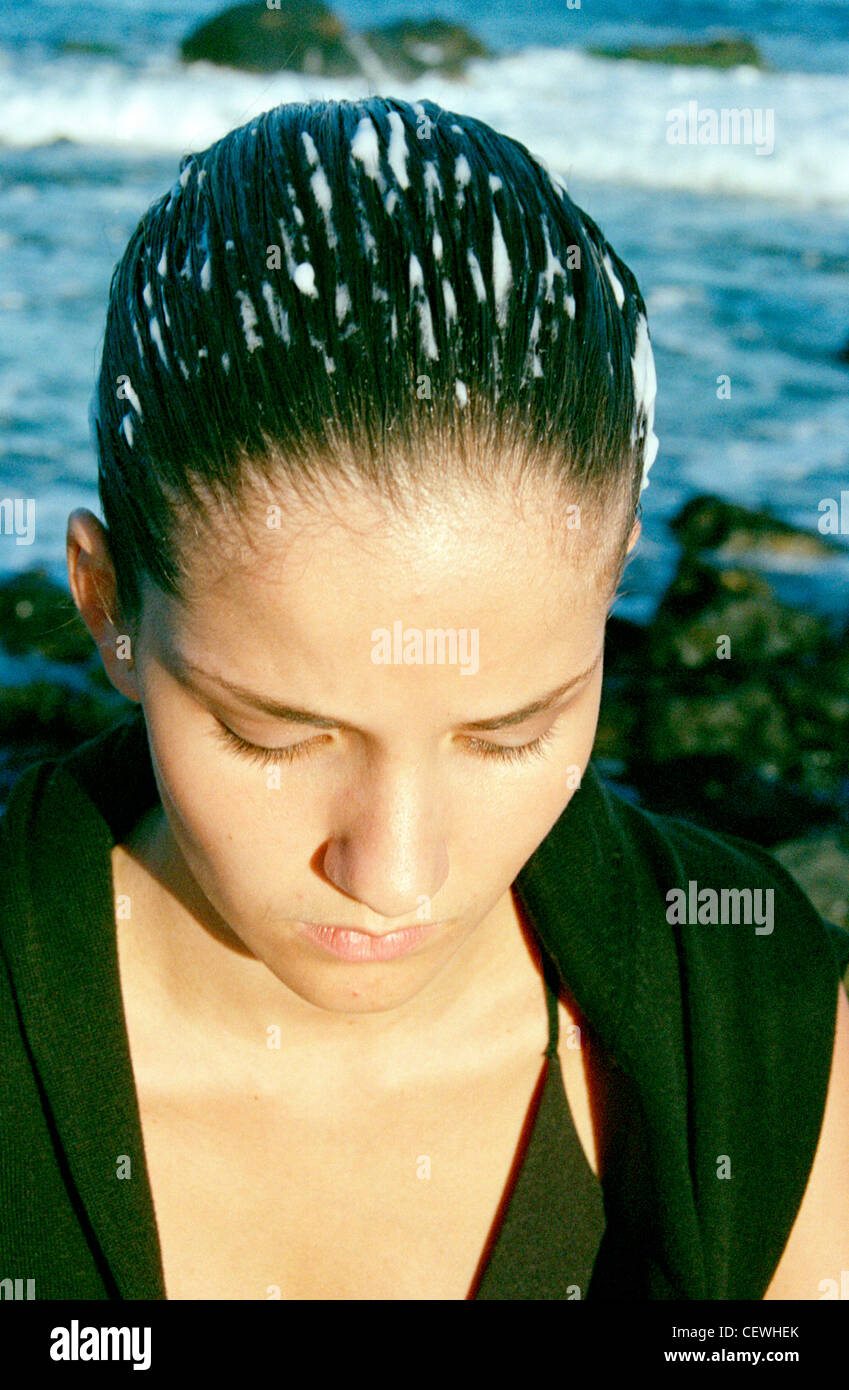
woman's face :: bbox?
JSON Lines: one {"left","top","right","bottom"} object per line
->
{"left": 106, "top": 480, "right": 638, "bottom": 1015}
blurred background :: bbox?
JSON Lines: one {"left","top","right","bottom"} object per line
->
{"left": 0, "top": 0, "right": 847, "bottom": 938}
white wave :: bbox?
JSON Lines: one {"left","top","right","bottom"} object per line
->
{"left": 0, "top": 43, "right": 846, "bottom": 207}
{"left": 645, "top": 285, "right": 706, "bottom": 314}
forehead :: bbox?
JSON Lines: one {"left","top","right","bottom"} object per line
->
{"left": 137, "top": 475, "right": 625, "bottom": 729}
{"left": 169, "top": 466, "right": 625, "bottom": 610}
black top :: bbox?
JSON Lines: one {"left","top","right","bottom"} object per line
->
{"left": 1, "top": 707, "right": 847, "bottom": 1299}
{"left": 472, "top": 946, "right": 606, "bottom": 1299}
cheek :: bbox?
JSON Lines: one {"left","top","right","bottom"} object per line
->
{"left": 573, "top": 674, "right": 604, "bottom": 769}
{"left": 469, "top": 688, "right": 603, "bottom": 873}
{"left": 145, "top": 700, "right": 223, "bottom": 828}
{"left": 520, "top": 677, "right": 603, "bottom": 832}
{"left": 141, "top": 698, "right": 311, "bottom": 906}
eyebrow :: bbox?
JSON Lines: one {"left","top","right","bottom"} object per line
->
{"left": 172, "top": 644, "right": 603, "bottom": 733}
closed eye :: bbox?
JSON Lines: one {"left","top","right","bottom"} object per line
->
{"left": 212, "top": 720, "right": 560, "bottom": 770}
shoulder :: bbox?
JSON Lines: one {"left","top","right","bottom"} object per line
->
{"left": 600, "top": 776, "right": 849, "bottom": 981}
{"left": 530, "top": 766, "right": 846, "bottom": 1079}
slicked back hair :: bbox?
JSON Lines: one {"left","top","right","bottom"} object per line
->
{"left": 92, "top": 96, "right": 659, "bottom": 623}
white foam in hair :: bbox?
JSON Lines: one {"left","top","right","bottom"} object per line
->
{"left": 386, "top": 111, "right": 410, "bottom": 190}
{"left": 350, "top": 116, "right": 383, "bottom": 186}
{"left": 631, "top": 313, "right": 659, "bottom": 491}
{"left": 602, "top": 252, "right": 626, "bottom": 309}
{"left": 236, "top": 290, "right": 263, "bottom": 352}
{"left": 491, "top": 211, "right": 512, "bottom": 330}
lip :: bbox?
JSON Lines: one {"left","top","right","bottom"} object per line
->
{"left": 294, "top": 921, "right": 441, "bottom": 962}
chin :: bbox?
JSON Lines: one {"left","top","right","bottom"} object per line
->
{"left": 258, "top": 947, "right": 442, "bottom": 1015}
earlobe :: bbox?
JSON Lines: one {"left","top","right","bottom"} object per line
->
{"left": 66, "top": 508, "right": 140, "bottom": 702}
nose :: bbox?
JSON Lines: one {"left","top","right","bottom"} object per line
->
{"left": 322, "top": 756, "right": 450, "bottom": 921}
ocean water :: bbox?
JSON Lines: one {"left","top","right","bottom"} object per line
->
{"left": 0, "top": 0, "right": 848, "bottom": 623}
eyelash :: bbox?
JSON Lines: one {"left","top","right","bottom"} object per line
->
{"left": 213, "top": 720, "right": 560, "bottom": 770}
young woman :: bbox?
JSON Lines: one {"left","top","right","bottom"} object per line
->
{"left": 2, "top": 96, "right": 848, "bottom": 1302}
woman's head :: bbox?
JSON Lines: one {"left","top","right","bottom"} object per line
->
{"left": 69, "top": 96, "right": 658, "bottom": 1015}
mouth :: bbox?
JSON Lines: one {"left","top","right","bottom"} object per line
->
{"left": 294, "top": 921, "right": 441, "bottom": 962}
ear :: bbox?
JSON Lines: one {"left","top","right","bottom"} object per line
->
{"left": 66, "top": 508, "right": 141, "bottom": 703}
{"left": 625, "top": 517, "right": 642, "bottom": 555}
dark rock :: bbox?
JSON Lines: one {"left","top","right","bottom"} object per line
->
{"left": 772, "top": 827, "right": 849, "bottom": 934}
{"left": 596, "top": 547, "right": 849, "bottom": 834}
{"left": 586, "top": 35, "right": 765, "bottom": 70}
{"left": 0, "top": 665, "right": 129, "bottom": 813}
{"left": 0, "top": 568, "right": 97, "bottom": 664}
{"left": 641, "top": 681, "right": 795, "bottom": 767}
{"left": 669, "top": 492, "right": 845, "bottom": 562}
{"left": 604, "top": 613, "right": 649, "bottom": 671}
{"left": 180, "top": 1, "right": 359, "bottom": 77}
{"left": 595, "top": 615, "right": 648, "bottom": 762}
{"left": 0, "top": 569, "right": 129, "bottom": 810}
{"left": 58, "top": 40, "right": 121, "bottom": 57}
{"left": 362, "top": 18, "right": 491, "bottom": 81}
{"left": 646, "top": 556, "right": 833, "bottom": 670}
{"left": 638, "top": 555, "right": 849, "bottom": 800}
{"left": 594, "top": 685, "right": 639, "bottom": 764}
{"left": 628, "top": 754, "right": 841, "bottom": 846}
{"left": 0, "top": 679, "right": 126, "bottom": 745}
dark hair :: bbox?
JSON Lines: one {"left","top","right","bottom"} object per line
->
{"left": 91, "top": 96, "right": 658, "bottom": 624}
